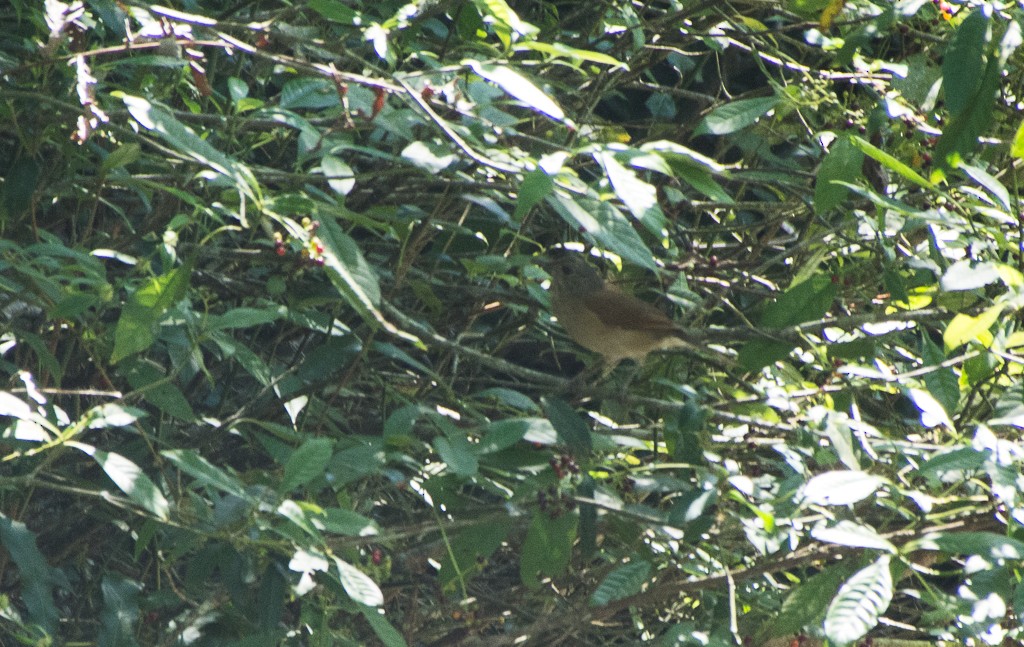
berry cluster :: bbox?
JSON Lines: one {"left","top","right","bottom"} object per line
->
{"left": 548, "top": 454, "right": 580, "bottom": 479}
{"left": 272, "top": 217, "right": 325, "bottom": 266}
{"left": 536, "top": 485, "right": 577, "bottom": 519}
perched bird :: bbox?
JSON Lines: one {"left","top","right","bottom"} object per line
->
{"left": 544, "top": 251, "right": 691, "bottom": 369}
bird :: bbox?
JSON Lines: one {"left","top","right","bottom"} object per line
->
{"left": 543, "top": 251, "right": 691, "bottom": 369}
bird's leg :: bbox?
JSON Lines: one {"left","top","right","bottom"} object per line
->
{"left": 558, "top": 359, "right": 608, "bottom": 396}
{"left": 614, "top": 360, "right": 642, "bottom": 397}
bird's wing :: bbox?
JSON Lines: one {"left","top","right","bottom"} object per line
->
{"left": 584, "top": 287, "right": 680, "bottom": 334}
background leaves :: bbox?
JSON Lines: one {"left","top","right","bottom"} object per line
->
{"left": 3, "top": 0, "right": 1024, "bottom": 645}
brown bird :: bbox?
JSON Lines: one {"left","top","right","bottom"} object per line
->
{"left": 544, "top": 251, "right": 691, "bottom": 368}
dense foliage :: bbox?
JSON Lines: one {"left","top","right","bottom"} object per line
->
{"left": 3, "top": 0, "right": 1024, "bottom": 644}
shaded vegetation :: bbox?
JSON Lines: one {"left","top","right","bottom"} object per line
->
{"left": 3, "top": 0, "right": 1024, "bottom": 645}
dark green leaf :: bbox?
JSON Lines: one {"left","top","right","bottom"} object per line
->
{"left": 942, "top": 9, "right": 989, "bottom": 116}
{"left": 737, "top": 339, "right": 794, "bottom": 372}
{"left": 761, "top": 562, "right": 856, "bottom": 640}
{"left": 520, "top": 512, "right": 577, "bottom": 589}
{"left": 541, "top": 396, "right": 592, "bottom": 454}
{"left": 590, "top": 560, "right": 651, "bottom": 606}
{"left": 162, "top": 449, "right": 250, "bottom": 499}
{"left": 694, "top": 96, "right": 779, "bottom": 136}
{"left": 207, "top": 306, "right": 285, "bottom": 330}
{"left": 98, "top": 573, "right": 142, "bottom": 647}
{"left": 308, "top": 0, "right": 360, "bottom": 23}
{"left": 0, "top": 514, "right": 60, "bottom": 635}
{"left": 360, "top": 603, "right": 409, "bottom": 647}
{"left": 921, "top": 335, "right": 960, "bottom": 417}
{"left": 433, "top": 435, "right": 479, "bottom": 477}
{"left": 3, "top": 158, "right": 40, "bottom": 217}
{"left": 282, "top": 438, "right": 334, "bottom": 492}
{"left": 438, "top": 521, "right": 511, "bottom": 589}
{"left": 815, "top": 136, "right": 864, "bottom": 214}
{"left": 121, "top": 359, "right": 196, "bottom": 421}
{"left": 761, "top": 275, "right": 837, "bottom": 329}
{"left": 514, "top": 169, "right": 555, "bottom": 220}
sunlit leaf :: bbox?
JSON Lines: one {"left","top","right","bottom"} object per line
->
{"left": 824, "top": 556, "right": 893, "bottom": 645}
{"left": 466, "top": 60, "right": 565, "bottom": 121}
{"left": 70, "top": 442, "right": 170, "bottom": 521}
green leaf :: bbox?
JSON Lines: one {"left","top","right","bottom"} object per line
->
{"left": 811, "top": 520, "right": 897, "bottom": 552}
{"left": 121, "top": 359, "right": 196, "bottom": 421}
{"left": 542, "top": 396, "right": 592, "bottom": 454}
{"left": 162, "top": 449, "right": 250, "bottom": 499}
{"left": 321, "top": 155, "right": 355, "bottom": 195}
{"left": 207, "top": 306, "right": 286, "bottom": 330}
{"left": 596, "top": 150, "right": 667, "bottom": 236}
{"left": 472, "top": 388, "right": 540, "bottom": 413}
{"left": 334, "top": 557, "right": 384, "bottom": 606}
{"left": 122, "top": 95, "right": 257, "bottom": 200}
{"left": 433, "top": 435, "right": 479, "bottom": 477}
{"left": 279, "top": 77, "right": 342, "bottom": 110}
{"left": 111, "top": 262, "right": 193, "bottom": 363}
{"left": 0, "top": 514, "right": 60, "bottom": 635}
{"left": 308, "top": 0, "right": 360, "bottom": 23}
{"left": 383, "top": 404, "right": 423, "bottom": 445}
{"left": 913, "top": 531, "right": 1024, "bottom": 561}
{"left": 737, "top": 339, "right": 794, "bottom": 372}
{"left": 921, "top": 335, "right": 960, "bottom": 417}
{"left": 801, "top": 470, "right": 886, "bottom": 506}
{"left": 934, "top": 21, "right": 1021, "bottom": 170}
{"left": 694, "top": 96, "right": 779, "bottom": 136}
{"left": 329, "top": 444, "right": 386, "bottom": 485}
{"left": 85, "top": 403, "right": 145, "bottom": 429}
{"left": 400, "top": 141, "right": 457, "bottom": 174}
{"left": 514, "top": 41, "right": 624, "bottom": 67}
{"left": 942, "top": 9, "right": 989, "bottom": 116}
{"left": 916, "top": 447, "right": 987, "bottom": 482}
{"left": 359, "top": 604, "right": 408, "bottom": 647}
{"left": 848, "top": 135, "right": 935, "bottom": 190}
{"left": 761, "top": 562, "right": 855, "bottom": 641}
{"left": 98, "top": 573, "right": 142, "bottom": 647}
{"left": 514, "top": 169, "right": 555, "bottom": 219}
{"left": 590, "top": 560, "right": 651, "bottom": 606}
{"left": 578, "top": 476, "right": 597, "bottom": 557}
{"left": 547, "top": 192, "right": 655, "bottom": 270}
{"left": 318, "top": 508, "right": 379, "bottom": 536}
{"left": 438, "top": 521, "right": 511, "bottom": 589}
{"left": 469, "top": 0, "right": 538, "bottom": 41}
{"left": 520, "top": 511, "right": 577, "bottom": 589}
{"left": 940, "top": 260, "right": 1001, "bottom": 291}
{"left": 3, "top": 157, "right": 40, "bottom": 217}
{"left": 959, "top": 163, "right": 1011, "bottom": 211}
{"left": 70, "top": 442, "right": 170, "bottom": 521}
{"left": 908, "top": 385, "right": 954, "bottom": 429}
{"left": 282, "top": 438, "right": 334, "bottom": 492}
{"left": 317, "top": 216, "right": 406, "bottom": 341}
{"left": 1012, "top": 121, "right": 1024, "bottom": 159}
{"left": 100, "top": 143, "right": 141, "bottom": 174}
{"left": 761, "top": 275, "right": 837, "bottom": 329}
{"left": 823, "top": 556, "right": 893, "bottom": 645}
{"left": 943, "top": 304, "right": 1003, "bottom": 350}
{"left": 466, "top": 60, "right": 565, "bottom": 121}
{"left": 477, "top": 418, "right": 545, "bottom": 454}
{"left": 814, "top": 136, "right": 864, "bottom": 214}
